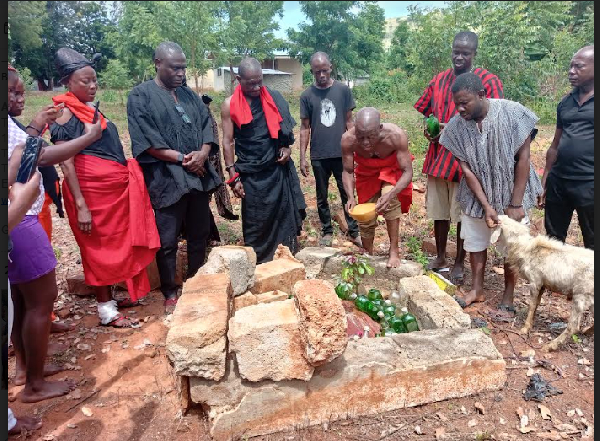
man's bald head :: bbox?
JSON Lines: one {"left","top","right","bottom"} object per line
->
{"left": 355, "top": 107, "right": 381, "bottom": 132}
{"left": 154, "top": 42, "right": 184, "bottom": 62}
{"left": 238, "top": 57, "right": 262, "bottom": 79}
{"left": 570, "top": 45, "right": 594, "bottom": 89}
{"left": 310, "top": 52, "right": 331, "bottom": 67}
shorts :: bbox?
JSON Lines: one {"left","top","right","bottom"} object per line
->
{"left": 8, "top": 215, "right": 57, "bottom": 284}
{"left": 426, "top": 176, "right": 461, "bottom": 223}
{"left": 358, "top": 183, "right": 403, "bottom": 240}
{"left": 460, "top": 213, "right": 530, "bottom": 253}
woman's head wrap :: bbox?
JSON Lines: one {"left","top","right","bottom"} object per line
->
{"left": 55, "top": 48, "right": 102, "bottom": 84}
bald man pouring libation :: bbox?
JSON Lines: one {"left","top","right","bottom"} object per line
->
{"left": 341, "top": 108, "right": 414, "bottom": 268}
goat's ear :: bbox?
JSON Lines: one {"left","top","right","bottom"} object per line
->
{"left": 490, "top": 226, "right": 501, "bottom": 244}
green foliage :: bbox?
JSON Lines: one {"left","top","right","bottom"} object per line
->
{"left": 8, "top": 1, "right": 47, "bottom": 58}
{"left": 340, "top": 254, "right": 374, "bottom": 293}
{"left": 405, "top": 236, "right": 429, "bottom": 269}
{"left": 287, "top": 1, "right": 385, "bottom": 80}
{"left": 352, "top": 69, "right": 416, "bottom": 106}
{"left": 15, "top": 66, "right": 35, "bottom": 90}
{"left": 100, "top": 59, "right": 133, "bottom": 90}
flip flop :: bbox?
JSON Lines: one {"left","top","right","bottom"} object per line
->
{"left": 164, "top": 297, "right": 178, "bottom": 315}
{"left": 116, "top": 298, "right": 141, "bottom": 309}
{"left": 102, "top": 315, "right": 138, "bottom": 328}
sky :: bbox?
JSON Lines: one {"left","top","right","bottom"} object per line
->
{"left": 274, "top": 1, "right": 444, "bottom": 40}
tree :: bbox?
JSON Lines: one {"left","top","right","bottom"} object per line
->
{"left": 99, "top": 59, "right": 133, "bottom": 104}
{"left": 160, "top": 2, "right": 219, "bottom": 91}
{"left": 215, "top": 1, "right": 286, "bottom": 88}
{"left": 8, "top": 1, "right": 47, "bottom": 59}
{"left": 386, "top": 19, "right": 411, "bottom": 71}
{"left": 11, "top": 1, "right": 116, "bottom": 90}
{"left": 287, "top": 1, "right": 385, "bottom": 81}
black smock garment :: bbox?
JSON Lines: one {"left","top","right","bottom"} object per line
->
{"left": 50, "top": 115, "right": 127, "bottom": 166}
{"left": 233, "top": 90, "right": 306, "bottom": 264}
{"left": 127, "top": 80, "right": 220, "bottom": 210}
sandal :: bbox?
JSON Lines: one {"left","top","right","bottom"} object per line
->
{"left": 103, "top": 315, "right": 138, "bottom": 328}
{"left": 116, "top": 298, "right": 141, "bottom": 309}
{"left": 164, "top": 297, "right": 178, "bottom": 315}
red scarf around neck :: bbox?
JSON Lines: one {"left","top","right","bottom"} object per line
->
{"left": 52, "top": 91, "right": 108, "bottom": 130}
{"left": 229, "top": 85, "right": 282, "bottom": 139}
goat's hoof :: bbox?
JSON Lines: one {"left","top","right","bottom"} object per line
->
{"left": 519, "top": 327, "right": 531, "bottom": 335}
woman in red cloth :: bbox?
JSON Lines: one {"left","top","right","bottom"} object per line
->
{"left": 50, "top": 48, "right": 160, "bottom": 328}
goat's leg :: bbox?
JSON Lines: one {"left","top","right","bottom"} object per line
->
{"left": 520, "top": 284, "right": 543, "bottom": 335}
{"left": 544, "top": 293, "right": 591, "bottom": 352}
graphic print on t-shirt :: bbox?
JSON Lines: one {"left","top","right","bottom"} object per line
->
{"left": 320, "top": 98, "right": 337, "bottom": 128}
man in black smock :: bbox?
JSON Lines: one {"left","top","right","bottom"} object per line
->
{"left": 127, "top": 42, "right": 221, "bottom": 313}
{"left": 221, "top": 57, "right": 306, "bottom": 263}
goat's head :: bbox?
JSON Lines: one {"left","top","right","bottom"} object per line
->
{"left": 490, "top": 215, "right": 531, "bottom": 253}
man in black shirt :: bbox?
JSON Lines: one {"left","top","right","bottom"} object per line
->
{"left": 539, "top": 45, "right": 594, "bottom": 249}
{"left": 300, "top": 52, "right": 361, "bottom": 248}
{"left": 127, "top": 42, "right": 221, "bottom": 313}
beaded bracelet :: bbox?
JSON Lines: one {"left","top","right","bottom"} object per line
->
{"left": 226, "top": 172, "right": 241, "bottom": 187}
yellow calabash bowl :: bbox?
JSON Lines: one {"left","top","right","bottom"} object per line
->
{"left": 349, "top": 203, "right": 377, "bottom": 223}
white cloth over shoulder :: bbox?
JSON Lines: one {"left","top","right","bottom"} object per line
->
{"left": 440, "top": 99, "right": 543, "bottom": 218}
{"left": 8, "top": 117, "right": 45, "bottom": 215}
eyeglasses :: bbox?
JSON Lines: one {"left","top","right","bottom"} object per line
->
{"left": 175, "top": 104, "right": 192, "bottom": 124}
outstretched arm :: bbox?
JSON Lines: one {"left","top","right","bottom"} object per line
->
{"left": 376, "top": 131, "right": 413, "bottom": 213}
{"left": 460, "top": 160, "right": 497, "bottom": 228}
{"left": 221, "top": 97, "right": 245, "bottom": 198}
{"left": 341, "top": 134, "right": 357, "bottom": 213}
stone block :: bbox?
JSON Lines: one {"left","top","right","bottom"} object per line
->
{"left": 401, "top": 276, "right": 470, "bottom": 330}
{"left": 228, "top": 300, "right": 314, "bottom": 382}
{"left": 295, "top": 247, "right": 341, "bottom": 279}
{"left": 273, "top": 244, "right": 301, "bottom": 263}
{"left": 250, "top": 259, "right": 306, "bottom": 295}
{"left": 198, "top": 246, "right": 256, "bottom": 296}
{"left": 293, "top": 280, "right": 347, "bottom": 366}
{"left": 256, "top": 290, "right": 289, "bottom": 304}
{"left": 166, "top": 273, "right": 232, "bottom": 380}
{"left": 203, "top": 329, "right": 505, "bottom": 441}
{"left": 320, "top": 255, "right": 423, "bottom": 291}
{"left": 343, "top": 301, "right": 381, "bottom": 337}
{"left": 233, "top": 292, "right": 257, "bottom": 312}
{"left": 66, "top": 273, "right": 94, "bottom": 296}
{"left": 422, "top": 238, "right": 457, "bottom": 259}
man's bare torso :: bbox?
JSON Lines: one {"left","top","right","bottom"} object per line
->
{"left": 342, "top": 123, "right": 407, "bottom": 159}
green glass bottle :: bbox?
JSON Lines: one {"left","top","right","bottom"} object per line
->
{"left": 365, "top": 301, "right": 380, "bottom": 320}
{"left": 335, "top": 283, "right": 349, "bottom": 300}
{"left": 400, "top": 307, "right": 419, "bottom": 332}
{"left": 383, "top": 300, "right": 396, "bottom": 318}
{"left": 354, "top": 295, "right": 370, "bottom": 313}
{"left": 389, "top": 316, "right": 407, "bottom": 334}
{"left": 367, "top": 289, "right": 383, "bottom": 302}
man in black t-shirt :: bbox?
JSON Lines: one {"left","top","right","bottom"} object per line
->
{"left": 300, "top": 52, "right": 361, "bottom": 247}
{"left": 539, "top": 46, "right": 594, "bottom": 249}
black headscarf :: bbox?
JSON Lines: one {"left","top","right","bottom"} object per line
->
{"left": 55, "top": 48, "right": 101, "bottom": 84}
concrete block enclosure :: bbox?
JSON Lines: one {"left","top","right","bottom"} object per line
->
{"left": 167, "top": 246, "right": 506, "bottom": 441}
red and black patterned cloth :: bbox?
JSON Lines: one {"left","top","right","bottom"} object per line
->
{"left": 414, "top": 67, "right": 504, "bottom": 182}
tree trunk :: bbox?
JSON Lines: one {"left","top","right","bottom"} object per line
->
{"left": 48, "top": 78, "right": 54, "bottom": 90}
{"left": 37, "top": 79, "right": 48, "bottom": 91}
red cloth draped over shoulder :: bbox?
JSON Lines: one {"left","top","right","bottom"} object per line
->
{"left": 229, "top": 85, "right": 282, "bottom": 139}
{"left": 62, "top": 155, "right": 160, "bottom": 301}
{"left": 354, "top": 153, "right": 414, "bottom": 213}
{"left": 53, "top": 92, "right": 108, "bottom": 130}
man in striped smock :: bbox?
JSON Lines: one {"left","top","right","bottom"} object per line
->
{"left": 414, "top": 31, "right": 503, "bottom": 285}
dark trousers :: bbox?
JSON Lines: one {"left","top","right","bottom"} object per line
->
{"left": 154, "top": 192, "right": 210, "bottom": 299}
{"left": 312, "top": 158, "right": 359, "bottom": 238}
{"left": 545, "top": 174, "right": 594, "bottom": 250}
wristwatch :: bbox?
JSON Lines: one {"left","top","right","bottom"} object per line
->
{"left": 176, "top": 152, "right": 184, "bottom": 164}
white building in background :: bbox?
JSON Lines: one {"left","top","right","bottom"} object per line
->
{"left": 186, "top": 53, "right": 303, "bottom": 93}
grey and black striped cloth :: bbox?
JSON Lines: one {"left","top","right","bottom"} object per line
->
{"left": 440, "top": 99, "right": 543, "bottom": 219}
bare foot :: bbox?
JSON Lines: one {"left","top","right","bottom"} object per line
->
{"left": 51, "top": 321, "right": 76, "bottom": 334}
{"left": 13, "top": 363, "right": 65, "bottom": 386}
{"left": 449, "top": 264, "right": 465, "bottom": 285}
{"left": 8, "top": 414, "right": 43, "bottom": 436}
{"left": 20, "top": 379, "right": 76, "bottom": 403}
{"left": 427, "top": 257, "right": 447, "bottom": 271}
{"left": 103, "top": 315, "right": 138, "bottom": 328}
{"left": 387, "top": 254, "right": 402, "bottom": 268}
{"left": 455, "top": 289, "right": 485, "bottom": 308}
